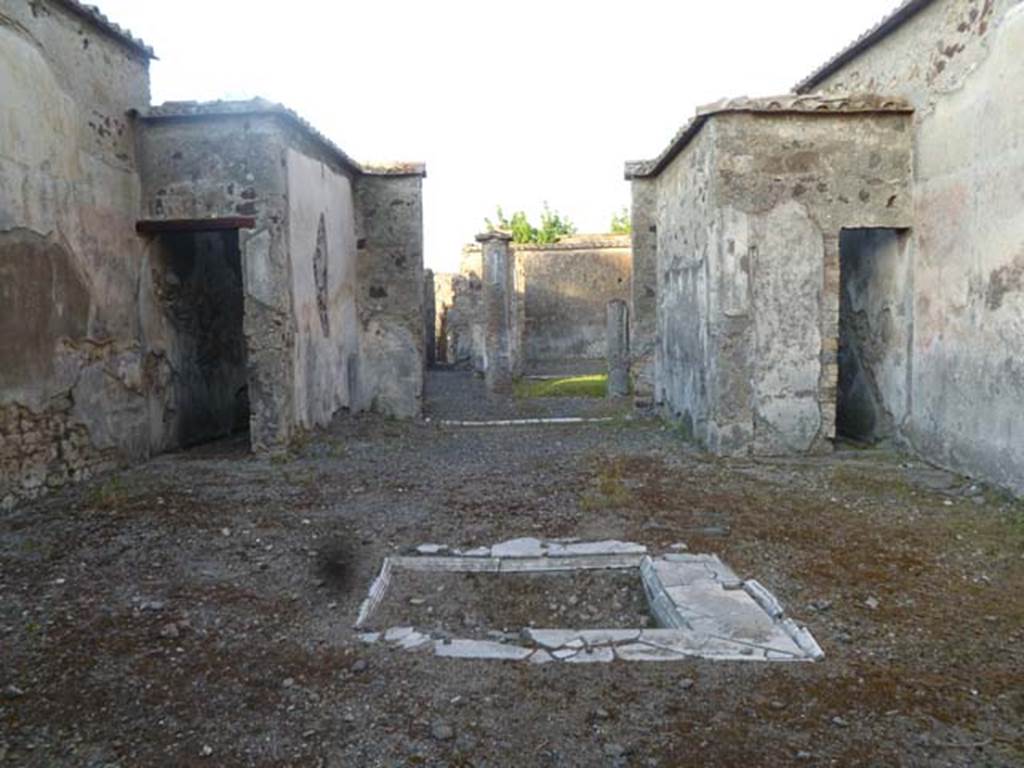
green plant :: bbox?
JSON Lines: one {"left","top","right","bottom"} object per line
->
{"left": 610, "top": 207, "right": 632, "bottom": 234}
{"left": 86, "top": 475, "right": 128, "bottom": 510}
{"left": 536, "top": 202, "right": 577, "bottom": 244}
{"left": 580, "top": 458, "right": 633, "bottom": 510}
{"left": 485, "top": 203, "right": 577, "bottom": 245}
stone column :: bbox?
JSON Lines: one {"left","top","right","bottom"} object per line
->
{"left": 477, "top": 231, "right": 515, "bottom": 394}
{"left": 607, "top": 299, "right": 630, "bottom": 397}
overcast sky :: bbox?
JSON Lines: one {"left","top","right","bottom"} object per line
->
{"left": 99, "top": 0, "right": 899, "bottom": 272}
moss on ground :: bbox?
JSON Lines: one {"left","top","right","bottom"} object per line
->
{"left": 514, "top": 374, "right": 608, "bottom": 399}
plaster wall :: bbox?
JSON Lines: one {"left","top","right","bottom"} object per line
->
{"left": 0, "top": 1, "right": 153, "bottom": 506}
{"left": 653, "top": 126, "right": 717, "bottom": 446}
{"left": 141, "top": 114, "right": 426, "bottom": 435}
{"left": 811, "top": 0, "right": 1024, "bottom": 492}
{"left": 286, "top": 147, "right": 359, "bottom": 430}
{"left": 648, "top": 110, "right": 913, "bottom": 456}
{"left": 138, "top": 114, "right": 293, "bottom": 451}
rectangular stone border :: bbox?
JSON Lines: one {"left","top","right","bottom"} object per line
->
{"left": 354, "top": 539, "right": 824, "bottom": 663}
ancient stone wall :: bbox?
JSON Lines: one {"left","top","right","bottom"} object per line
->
{"left": 803, "top": 0, "right": 1024, "bottom": 492}
{"left": 423, "top": 270, "right": 437, "bottom": 367}
{"left": 2, "top": 2, "right": 426, "bottom": 506}
{"left": 632, "top": 99, "right": 913, "bottom": 456}
{"left": 137, "top": 110, "right": 297, "bottom": 451}
{"left": 445, "top": 256, "right": 485, "bottom": 371}
{"left": 354, "top": 172, "right": 426, "bottom": 418}
{"left": 515, "top": 237, "right": 632, "bottom": 364}
{"left": 139, "top": 106, "right": 427, "bottom": 435}
{"left": 648, "top": 126, "right": 717, "bottom": 446}
{"left": 0, "top": 0, "right": 155, "bottom": 508}
{"left": 448, "top": 236, "right": 631, "bottom": 372}
{"left": 432, "top": 273, "right": 457, "bottom": 364}
{"left": 629, "top": 180, "right": 659, "bottom": 399}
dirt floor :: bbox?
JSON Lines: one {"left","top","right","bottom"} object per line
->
{"left": 371, "top": 570, "right": 654, "bottom": 637}
{"left": 2, "top": 370, "right": 1023, "bottom": 767}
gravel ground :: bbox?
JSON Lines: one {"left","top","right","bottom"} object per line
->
{"left": 1, "top": 370, "right": 1023, "bottom": 767}
{"left": 370, "top": 570, "right": 653, "bottom": 637}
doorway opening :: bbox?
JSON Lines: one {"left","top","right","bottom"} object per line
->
{"left": 156, "top": 228, "right": 249, "bottom": 448}
{"left": 835, "top": 228, "right": 909, "bottom": 445}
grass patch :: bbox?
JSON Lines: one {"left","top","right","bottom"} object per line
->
{"left": 85, "top": 474, "right": 129, "bottom": 510}
{"left": 514, "top": 374, "right": 607, "bottom": 399}
{"left": 580, "top": 457, "right": 634, "bottom": 511}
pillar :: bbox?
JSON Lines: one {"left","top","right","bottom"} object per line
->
{"left": 607, "top": 299, "right": 630, "bottom": 397}
{"left": 477, "top": 231, "right": 515, "bottom": 394}
{"left": 629, "top": 177, "right": 658, "bottom": 403}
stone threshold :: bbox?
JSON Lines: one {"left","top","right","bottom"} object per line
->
{"left": 438, "top": 417, "right": 617, "bottom": 427}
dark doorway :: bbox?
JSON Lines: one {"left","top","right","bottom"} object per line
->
{"left": 836, "top": 228, "right": 909, "bottom": 444}
{"left": 157, "top": 229, "right": 249, "bottom": 447}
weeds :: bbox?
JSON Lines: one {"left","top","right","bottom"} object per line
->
{"left": 85, "top": 475, "right": 128, "bottom": 510}
{"left": 580, "top": 457, "right": 633, "bottom": 510}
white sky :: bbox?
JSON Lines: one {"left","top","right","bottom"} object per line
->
{"left": 98, "top": 0, "right": 899, "bottom": 273}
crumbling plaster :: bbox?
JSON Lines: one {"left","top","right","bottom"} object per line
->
{"left": 1, "top": 1, "right": 156, "bottom": 506}
{"left": 137, "top": 112, "right": 297, "bottom": 451}
{"left": 286, "top": 148, "right": 360, "bottom": 432}
{"left": 139, "top": 108, "right": 428, "bottom": 435}
{"left": 2, "top": 3, "right": 426, "bottom": 507}
{"left": 804, "top": 0, "right": 1024, "bottom": 492}
{"left": 631, "top": 100, "right": 914, "bottom": 456}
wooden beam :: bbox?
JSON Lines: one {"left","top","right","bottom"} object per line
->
{"left": 136, "top": 217, "right": 257, "bottom": 235}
